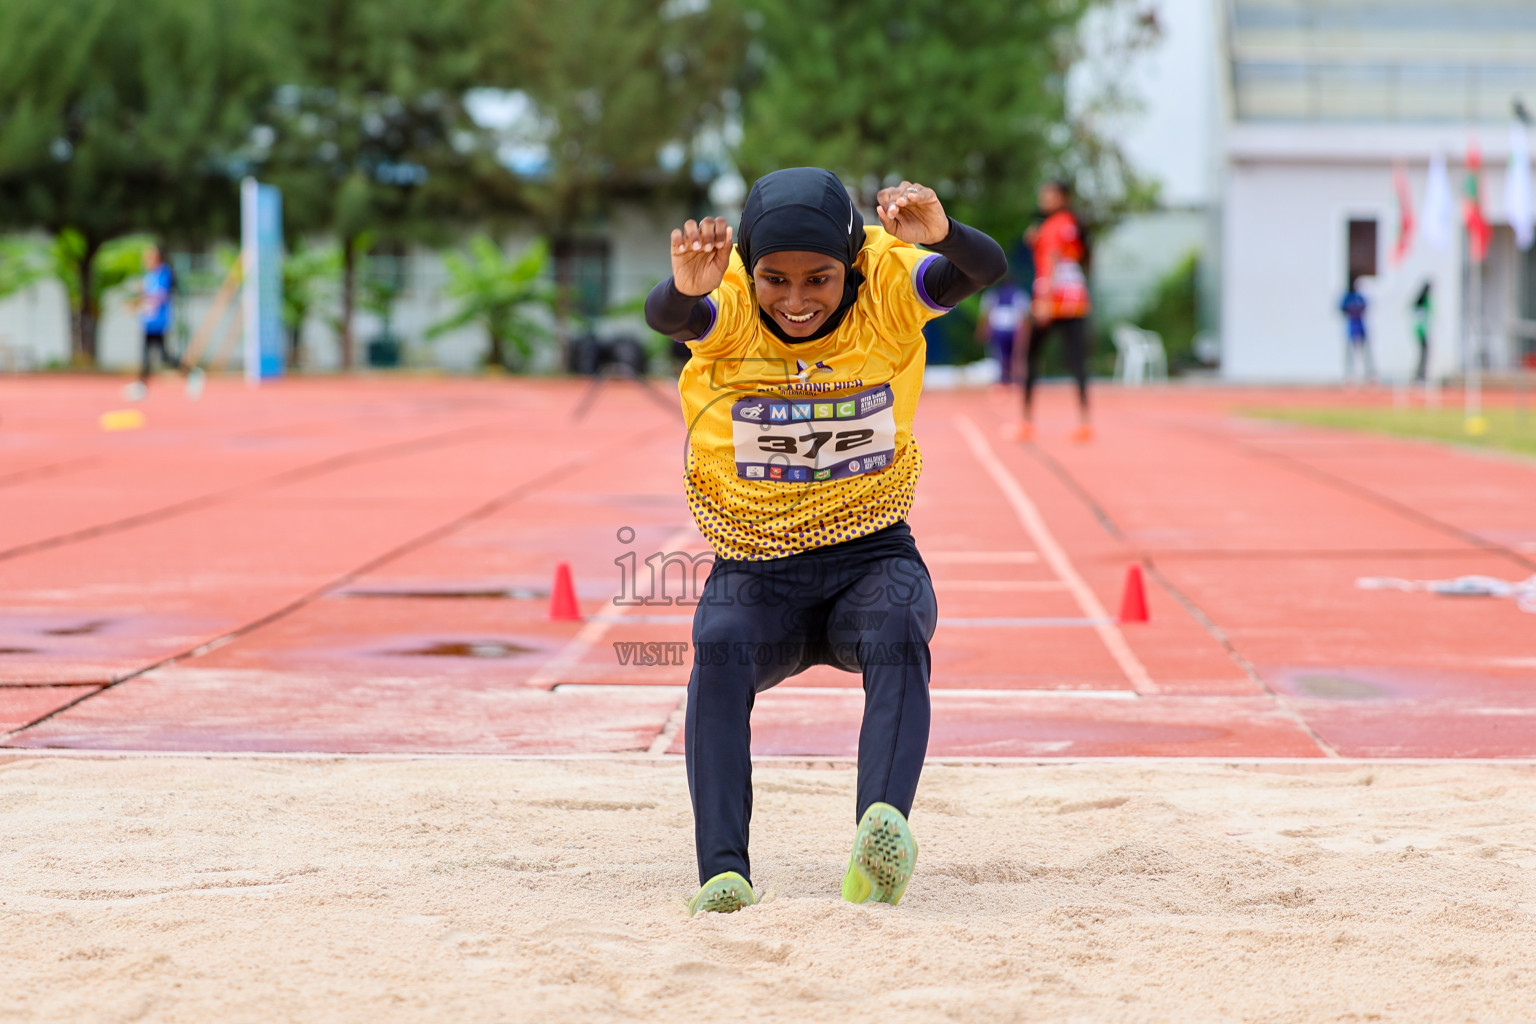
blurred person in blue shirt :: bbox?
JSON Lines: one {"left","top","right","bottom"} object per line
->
{"left": 126, "top": 245, "right": 202, "bottom": 400}
{"left": 1339, "top": 278, "right": 1374, "bottom": 384}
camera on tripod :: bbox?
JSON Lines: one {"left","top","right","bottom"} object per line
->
{"left": 565, "top": 333, "right": 649, "bottom": 377}
{"left": 566, "top": 331, "right": 683, "bottom": 420}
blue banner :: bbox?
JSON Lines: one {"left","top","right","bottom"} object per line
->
{"left": 241, "top": 179, "right": 285, "bottom": 381}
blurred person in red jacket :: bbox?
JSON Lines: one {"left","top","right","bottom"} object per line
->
{"left": 1010, "top": 180, "right": 1092, "bottom": 443}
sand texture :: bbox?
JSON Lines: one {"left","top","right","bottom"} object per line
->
{"left": 4, "top": 756, "right": 1535, "bottom": 1023}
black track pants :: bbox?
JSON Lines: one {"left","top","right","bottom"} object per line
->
{"left": 1023, "top": 316, "right": 1090, "bottom": 414}
{"left": 139, "top": 331, "right": 184, "bottom": 381}
{"left": 684, "top": 521, "right": 937, "bottom": 886}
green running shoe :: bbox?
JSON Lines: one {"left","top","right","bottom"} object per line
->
{"left": 841, "top": 802, "right": 918, "bottom": 906}
{"left": 688, "top": 871, "right": 756, "bottom": 916}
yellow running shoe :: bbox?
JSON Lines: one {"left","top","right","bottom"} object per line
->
{"left": 841, "top": 803, "right": 918, "bottom": 906}
{"left": 688, "top": 871, "right": 756, "bottom": 916}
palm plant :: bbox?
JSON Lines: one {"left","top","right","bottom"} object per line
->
{"left": 282, "top": 241, "right": 341, "bottom": 369}
{"left": 1, "top": 232, "right": 152, "bottom": 363}
{"left": 428, "top": 237, "right": 553, "bottom": 371}
{"left": 0, "top": 237, "right": 48, "bottom": 301}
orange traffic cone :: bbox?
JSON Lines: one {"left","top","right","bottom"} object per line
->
{"left": 1117, "top": 563, "right": 1149, "bottom": 623}
{"left": 549, "top": 562, "right": 583, "bottom": 622}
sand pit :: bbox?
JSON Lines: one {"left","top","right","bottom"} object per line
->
{"left": 4, "top": 756, "right": 1535, "bottom": 1023}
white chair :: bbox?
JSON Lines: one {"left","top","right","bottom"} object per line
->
{"left": 1138, "top": 327, "right": 1168, "bottom": 381}
{"left": 1111, "top": 324, "right": 1149, "bottom": 385}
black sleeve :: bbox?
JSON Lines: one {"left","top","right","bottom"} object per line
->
{"left": 921, "top": 218, "right": 1008, "bottom": 308}
{"left": 644, "top": 278, "right": 715, "bottom": 341}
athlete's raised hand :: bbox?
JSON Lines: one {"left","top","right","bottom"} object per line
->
{"left": 670, "top": 217, "right": 733, "bottom": 297}
{"left": 876, "top": 181, "right": 949, "bottom": 246}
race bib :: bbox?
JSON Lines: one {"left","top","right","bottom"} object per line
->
{"left": 731, "top": 384, "right": 898, "bottom": 482}
{"left": 1051, "top": 260, "right": 1088, "bottom": 305}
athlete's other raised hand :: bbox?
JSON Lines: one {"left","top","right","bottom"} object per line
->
{"left": 876, "top": 181, "right": 949, "bottom": 246}
{"left": 670, "top": 217, "right": 734, "bottom": 297}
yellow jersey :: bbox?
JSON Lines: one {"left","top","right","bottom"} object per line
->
{"left": 678, "top": 225, "right": 951, "bottom": 561}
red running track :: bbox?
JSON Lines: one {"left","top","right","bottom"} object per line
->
{"left": 1, "top": 375, "right": 1533, "bottom": 758}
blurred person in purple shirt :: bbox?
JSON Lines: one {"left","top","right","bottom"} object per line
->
{"left": 975, "top": 279, "right": 1026, "bottom": 384}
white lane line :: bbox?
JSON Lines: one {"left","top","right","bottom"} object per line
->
{"left": 934, "top": 580, "right": 1067, "bottom": 591}
{"left": 526, "top": 527, "right": 699, "bottom": 688}
{"left": 591, "top": 614, "right": 694, "bottom": 624}
{"left": 647, "top": 694, "right": 688, "bottom": 756}
{"left": 553, "top": 684, "right": 688, "bottom": 694}
{"left": 953, "top": 414, "right": 1159, "bottom": 695}
{"left": 591, "top": 613, "right": 1099, "bottom": 630}
{"left": 11, "top": 749, "right": 1536, "bottom": 765}
{"left": 939, "top": 617, "right": 1109, "bottom": 628}
{"left": 593, "top": 583, "right": 1070, "bottom": 614}
{"left": 924, "top": 550, "right": 1040, "bottom": 563}
{"left": 554, "top": 683, "right": 1138, "bottom": 700}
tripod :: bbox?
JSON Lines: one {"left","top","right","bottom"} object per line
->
{"left": 569, "top": 334, "right": 679, "bottom": 421}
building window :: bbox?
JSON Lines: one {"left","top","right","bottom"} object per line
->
{"left": 1519, "top": 246, "right": 1536, "bottom": 322}
{"left": 1347, "top": 219, "right": 1378, "bottom": 285}
{"left": 553, "top": 238, "right": 612, "bottom": 321}
{"left": 1518, "top": 247, "right": 1536, "bottom": 368}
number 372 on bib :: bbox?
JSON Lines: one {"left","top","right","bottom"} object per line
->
{"left": 730, "top": 384, "right": 898, "bottom": 483}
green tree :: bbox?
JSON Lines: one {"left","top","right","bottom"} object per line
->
{"left": 1, "top": 231, "right": 155, "bottom": 356}
{"left": 1127, "top": 249, "right": 1200, "bottom": 372}
{"left": 481, "top": 0, "right": 747, "bottom": 231}
{"left": 427, "top": 237, "right": 553, "bottom": 370}
{"left": 0, "top": 238, "right": 48, "bottom": 303}
{"left": 736, "top": 0, "right": 1148, "bottom": 238}
{"left": 0, "top": 0, "right": 275, "bottom": 365}
{"left": 54, "top": 232, "right": 159, "bottom": 347}
{"left": 258, "top": 0, "right": 521, "bottom": 369}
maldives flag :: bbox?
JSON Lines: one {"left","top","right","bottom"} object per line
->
{"left": 1391, "top": 163, "right": 1415, "bottom": 264}
{"left": 1464, "top": 143, "right": 1494, "bottom": 263}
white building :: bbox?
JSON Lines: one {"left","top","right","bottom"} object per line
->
{"left": 1073, "top": 0, "right": 1222, "bottom": 327}
{"left": 1218, "top": 0, "right": 1536, "bottom": 381}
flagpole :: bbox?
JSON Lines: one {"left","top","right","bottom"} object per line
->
{"left": 1511, "top": 100, "right": 1536, "bottom": 428}
{"left": 1468, "top": 257, "right": 1483, "bottom": 428}
{"left": 1463, "top": 231, "right": 1471, "bottom": 421}
{"left": 1461, "top": 140, "right": 1491, "bottom": 435}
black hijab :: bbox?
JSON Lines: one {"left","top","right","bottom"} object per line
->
{"left": 737, "top": 167, "right": 866, "bottom": 344}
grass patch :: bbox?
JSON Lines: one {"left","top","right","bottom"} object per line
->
{"left": 1248, "top": 404, "right": 1536, "bottom": 458}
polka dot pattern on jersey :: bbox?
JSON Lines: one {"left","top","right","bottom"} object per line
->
{"left": 685, "top": 442, "right": 922, "bottom": 561}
